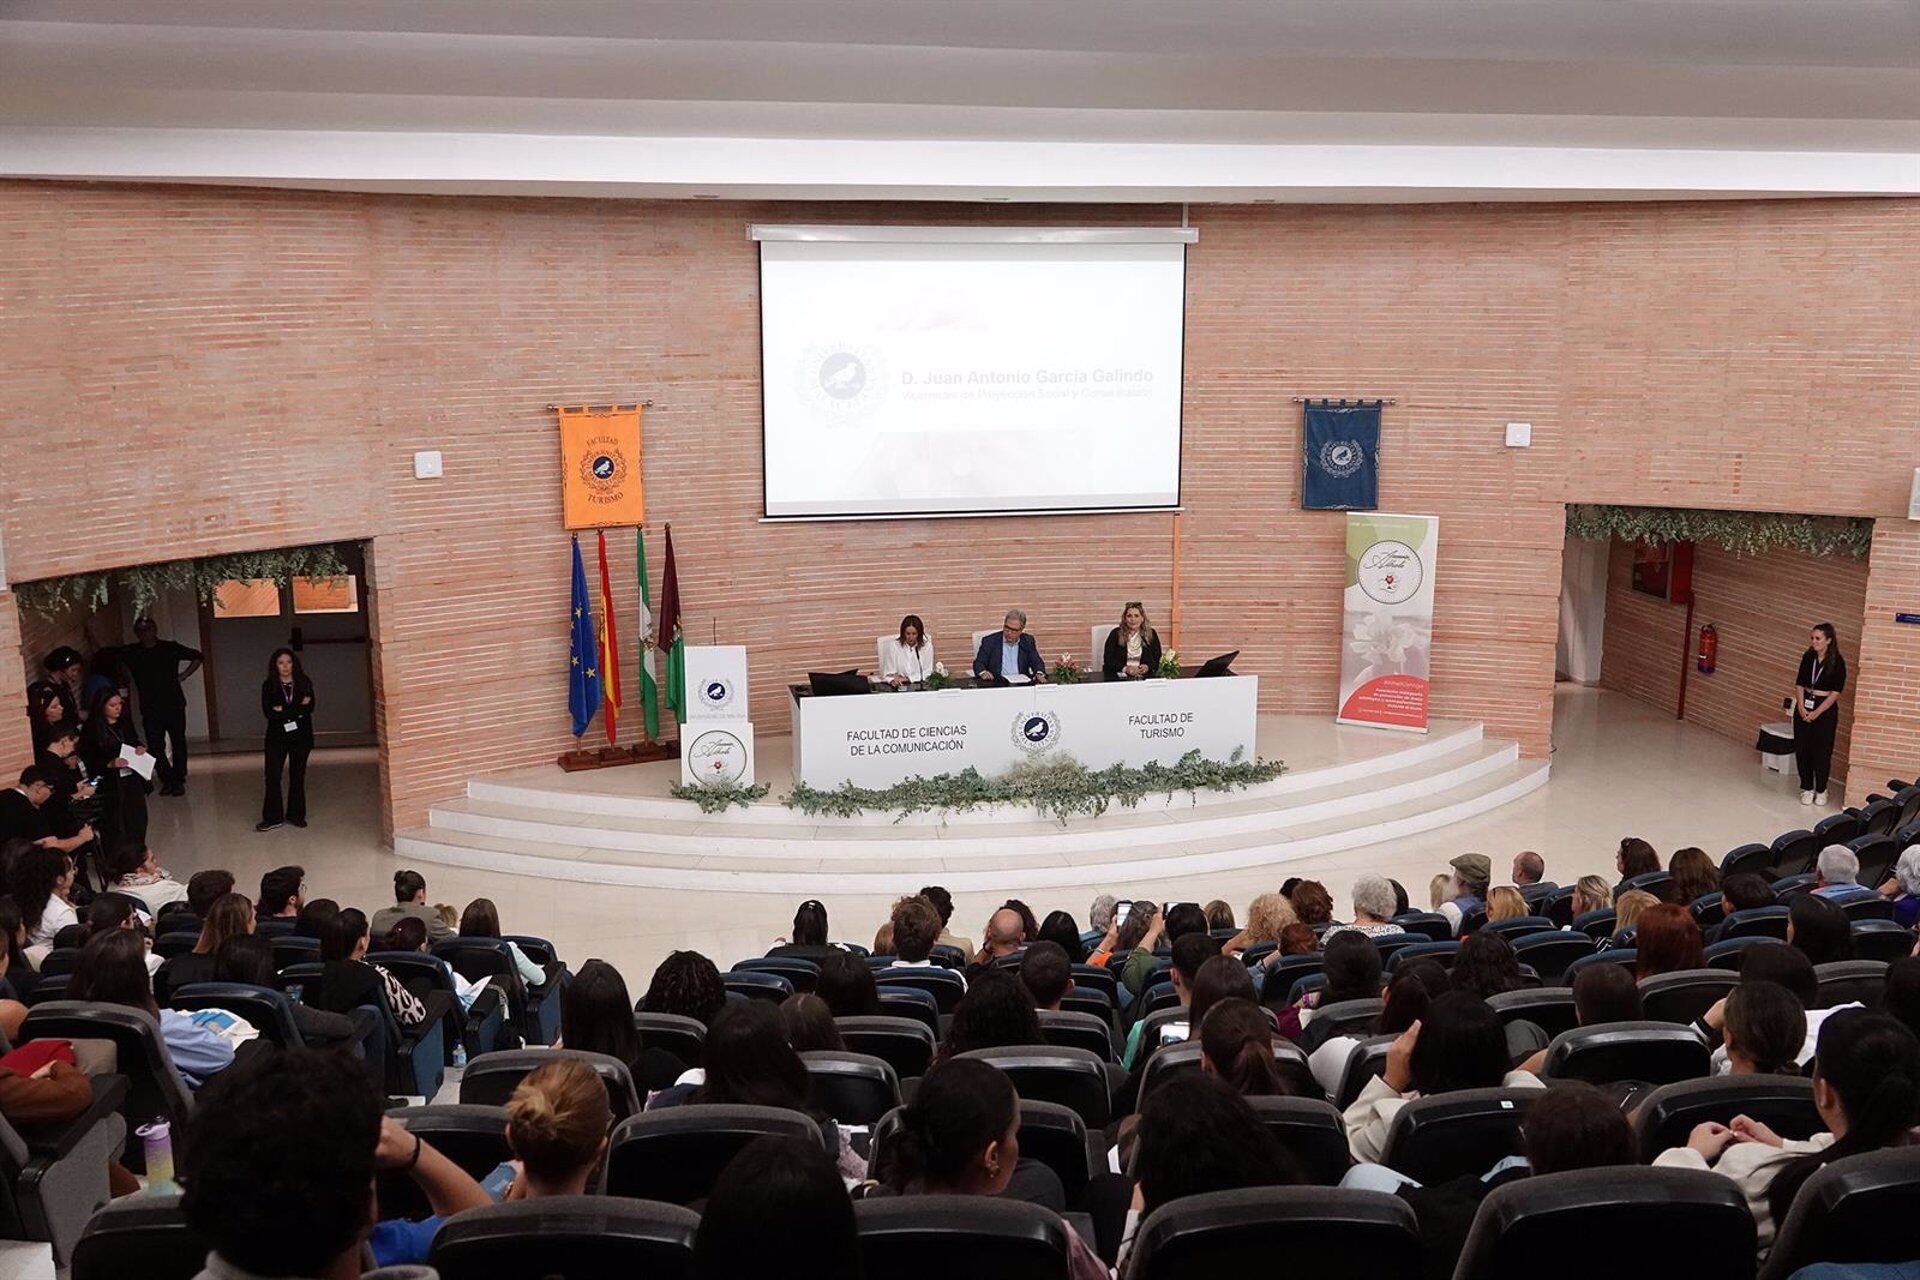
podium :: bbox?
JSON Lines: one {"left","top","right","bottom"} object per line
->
{"left": 680, "top": 645, "right": 757, "bottom": 789}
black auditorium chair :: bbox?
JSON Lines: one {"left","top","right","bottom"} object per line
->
{"left": 1704, "top": 936, "right": 1786, "bottom": 971}
{"left": 959, "top": 1045, "right": 1111, "bottom": 1127}
{"left": 870, "top": 1100, "right": 1099, "bottom": 1208}
{"left": 71, "top": 1194, "right": 208, "bottom": 1280}
{"left": 721, "top": 969, "right": 791, "bottom": 1004}
{"left": 1511, "top": 932, "right": 1595, "bottom": 985}
{"left": 1621, "top": 870, "right": 1674, "bottom": 901}
{"left": 834, "top": 1015, "right": 936, "bottom": 1080}
{"left": 429, "top": 1196, "right": 699, "bottom": 1280}
{"left": 1856, "top": 796, "right": 1905, "bottom": 839}
{"left": 1379, "top": 1088, "right": 1537, "bottom": 1186}
{"left": 1719, "top": 843, "right": 1774, "bottom": 881}
{"left": 151, "top": 932, "right": 198, "bottom": 960}
{"left": 1307, "top": 998, "right": 1385, "bottom": 1039}
{"left": 1125, "top": 1187, "right": 1422, "bottom": 1279}
{"left": 431, "top": 937, "right": 561, "bottom": 1046}
{"left": 1815, "top": 959, "right": 1889, "bottom": 1008}
{"left": 800, "top": 1050, "right": 900, "bottom": 1126}
{"left": 1539, "top": 886, "right": 1577, "bottom": 928}
{"left": 19, "top": 1004, "right": 191, "bottom": 1161}
{"left": 1486, "top": 988, "right": 1579, "bottom": 1040}
{"left": 1247, "top": 1096, "right": 1351, "bottom": 1186}
{"left": 1453, "top": 1167, "right": 1756, "bottom": 1280}
{"left": 1769, "top": 829, "right": 1823, "bottom": 878}
{"left": 1057, "top": 986, "right": 1115, "bottom": 1025}
{"left": 1630, "top": 1076, "right": 1819, "bottom": 1163}
{"left": 1851, "top": 835, "right": 1901, "bottom": 894}
{"left": 1388, "top": 912, "right": 1452, "bottom": 943}
{"left": 1385, "top": 941, "right": 1459, "bottom": 972}
{"left": 1840, "top": 896, "right": 1895, "bottom": 924}
{"left": 875, "top": 984, "right": 942, "bottom": 1036}
{"left": 0, "top": 1073, "right": 127, "bottom": 1269}
{"left": 633, "top": 1011, "right": 705, "bottom": 1065}
{"left": 602, "top": 1105, "right": 829, "bottom": 1205}
{"left": 1759, "top": 1146, "right": 1920, "bottom": 1280}
{"left": 269, "top": 934, "right": 320, "bottom": 971}
{"left": 1138, "top": 1040, "right": 1315, "bottom": 1107}
{"left": 1037, "top": 1009, "right": 1117, "bottom": 1062}
{"left": 170, "top": 982, "right": 309, "bottom": 1049}
{"left": 1637, "top": 969, "right": 1738, "bottom": 1025}
{"left": 1332, "top": 1036, "right": 1395, "bottom": 1110}
{"left": 1813, "top": 811, "right": 1863, "bottom": 846}
{"left": 34, "top": 948, "right": 80, "bottom": 979}
{"left": 853, "top": 1196, "right": 1073, "bottom": 1280}
{"left": 459, "top": 1049, "right": 643, "bottom": 1121}
{"left": 875, "top": 967, "right": 966, "bottom": 1014}
{"left": 1570, "top": 909, "right": 1617, "bottom": 942}
{"left": 1481, "top": 915, "right": 1557, "bottom": 941}
{"left": 1069, "top": 963, "right": 1118, "bottom": 1004}
{"left": 1850, "top": 919, "right": 1917, "bottom": 963}
{"left": 1518, "top": 882, "right": 1560, "bottom": 910}
{"left": 377, "top": 1105, "right": 512, "bottom": 1222}
{"left": 1691, "top": 892, "right": 1727, "bottom": 931}
{"left": 1562, "top": 950, "right": 1636, "bottom": 984}
{"left": 1370, "top": 934, "right": 1423, "bottom": 968}
{"left": 1541, "top": 1022, "right": 1710, "bottom": 1086}
{"left": 732, "top": 956, "right": 820, "bottom": 992}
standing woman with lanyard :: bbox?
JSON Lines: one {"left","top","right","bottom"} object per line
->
{"left": 80, "top": 686, "right": 150, "bottom": 857}
{"left": 258, "top": 648, "right": 316, "bottom": 832}
{"left": 1792, "top": 622, "right": 1846, "bottom": 807}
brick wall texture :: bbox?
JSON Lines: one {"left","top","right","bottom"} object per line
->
{"left": 0, "top": 184, "right": 1914, "bottom": 829}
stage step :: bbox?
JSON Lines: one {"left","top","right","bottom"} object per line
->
{"left": 396, "top": 740, "right": 1549, "bottom": 894}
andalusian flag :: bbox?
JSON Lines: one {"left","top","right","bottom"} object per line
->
{"left": 637, "top": 527, "right": 660, "bottom": 741}
{"left": 659, "top": 524, "right": 686, "bottom": 722}
{"left": 594, "top": 530, "right": 622, "bottom": 744}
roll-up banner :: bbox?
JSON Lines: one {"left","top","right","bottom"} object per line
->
{"left": 1338, "top": 513, "right": 1438, "bottom": 733}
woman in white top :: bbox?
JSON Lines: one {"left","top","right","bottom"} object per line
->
{"left": 105, "top": 842, "right": 191, "bottom": 913}
{"left": 12, "top": 845, "right": 79, "bottom": 955}
{"left": 880, "top": 615, "right": 935, "bottom": 687}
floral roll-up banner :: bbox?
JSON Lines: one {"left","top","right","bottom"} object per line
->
{"left": 1338, "top": 512, "right": 1439, "bottom": 733}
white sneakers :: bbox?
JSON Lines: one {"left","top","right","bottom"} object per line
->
{"left": 1816, "top": 791, "right": 1829, "bottom": 806}
{"left": 1801, "top": 790, "right": 1815, "bottom": 805}
{"left": 1800, "top": 789, "right": 1829, "bottom": 806}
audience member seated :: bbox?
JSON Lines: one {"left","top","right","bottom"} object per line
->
{"left": 1018, "top": 940, "right": 1074, "bottom": 1012}
{"left": 1788, "top": 893, "right": 1855, "bottom": 965}
{"left": 696, "top": 1133, "right": 863, "bottom": 1280}
{"left": 1722, "top": 873, "right": 1777, "bottom": 915}
{"left": 1122, "top": 932, "right": 1217, "bottom": 1069}
{"left": 32, "top": 725, "right": 98, "bottom": 846}
{"left": 1608, "top": 889, "right": 1659, "bottom": 946}
{"left": 1115, "top": 1072, "right": 1305, "bottom": 1273}
{"left": 1484, "top": 886, "right": 1527, "bottom": 922}
{"left": 11, "top": 845, "right": 78, "bottom": 954}
{"left": 1653, "top": 1011, "right": 1920, "bottom": 1259}
{"left": 1812, "top": 844, "right": 1878, "bottom": 904}
{"left": 871, "top": 921, "right": 894, "bottom": 955}
{"left": 1670, "top": 846, "right": 1721, "bottom": 905}
{"left": 1308, "top": 960, "right": 1450, "bottom": 1097}
{"left": 295, "top": 896, "right": 340, "bottom": 940}
{"left": 1201, "top": 997, "right": 1291, "bottom": 1097}
{"left": 83, "top": 894, "right": 162, "bottom": 975}
{"left": 1691, "top": 945, "right": 1834, "bottom": 1076}
{"left": 256, "top": 864, "right": 305, "bottom": 924}
{"left": 371, "top": 1056, "right": 614, "bottom": 1266}
{"left": 1517, "top": 962, "right": 1645, "bottom": 1075}
{"left": 816, "top": 950, "right": 881, "bottom": 1018}
{"left": 871, "top": 1056, "right": 1105, "bottom": 1279}
{"left": 382, "top": 916, "right": 496, "bottom": 1020}
{"left": 1512, "top": 850, "right": 1550, "bottom": 891}
{"left": 1296, "top": 932, "right": 1385, "bottom": 1052}
{"left": 1322, "top": 874, "right": 1405, "bottom": 942}
{"left": 1437, "top": 854, "right": 1492, "bottom": 936}
{"left": 781, "top": 993, "right": 844, "bottom": 1052}
{"left": 1203, "top": 899, "right": 1235, "bottom": 932}
{"left": 1450, "top": 931, "right": 1524, "bottom": 1000}
{"left": 0, "top": 897, "right": 38, "bottom": 1014}
{"left": 941, "top": 969, "right": 1043, "bottom": 1062}
{"left": 71, "top": 927, "right": 239, "bottom": 1088}
{"left": 1877, "top": 957, "right": 1920, "bottom": 1041}
{"left": 1001, "top": 899, "right": 1040, "bottom": 944}
{"left": 370, "top": 869, "right": 455, "bottom": 944}
{"left": 1219, "top": 891, "right": 1299, "bottom": 957}
{"left": 308, "top": 907, "right": 447, "bottom": 1034}
{"left": 0, "top": 766, "right": 94, "bottom": 856}
{"left": 1342, "top": 989, "right": 1544, "bottom": 1162}
{"left": 918, "top": 884, "right": 970, "bottom": 954}
{"left": 1036, "top": 910, "right": 1088, "bottom": 964}
{"left": 1091, "top": 897, "right": 1158, "bottom": 970}
{"left": 102, "top": 841, "right": 188, "bottom": 913}
{"left": 1635, "top": 903, "right": 1706, "bottom": 979}
{"left": 887, "top": 895, "right": 958, "bottom": 983}
{"left": 966, "top": 907, "right": 1027, "bottom": 980}
{"left": 155, "top": 892, "right": 253, "bottom": 1002}
{"left": 1289, "top": 880, "right": 1335, "bottom": 931}
{"left": 558, "top": 957, "right": 687, "bottom": 1092}
{"left": 457, "top": 896, "right": 555, "bottom": 988}
{"left": 184, "top": 868, "right": 235, "bottom": 919}
{"left": 1569, "top": 874, "right": 1613, "bottom": 921}
{"left": 768, "top": 899, "right": 850, "bottom": 963}
{"left": 214, "top": 933, "right": 374, "bottom": 1056}
{"left": 1429, "top": 874, "right": 1453, "bottom": 912}
{"left": 1878, "top": 848, "right": 1920, "bottom": 927}
{"left": 1614, "top": 836, "right": 1663, "bottom": 899}
{"left": 1720, "top": 982, "right": 1806, "bottom": 1077}
{"left": 639, "top": 950, "right": 728, "bottom": 1026}
{"left": 1113, "top": 901, "right": 1208, "bottom": 995}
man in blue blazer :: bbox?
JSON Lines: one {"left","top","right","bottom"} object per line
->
{"left": 973, "top": 609, "right": 1048, "bottom": 684}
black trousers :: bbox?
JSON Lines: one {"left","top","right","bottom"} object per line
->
{"left": 1794, "top": 709, "right": 1838, "bottom": 793}
{"left": 98, "top": 772, "right": 149, "bottom": 854}
{"left": 142, "top": 706, "right": 189, "bottom": 789}
{"left": 263, "top": 731, "right": 313, "bottom": 824}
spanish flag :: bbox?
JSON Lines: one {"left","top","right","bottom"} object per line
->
{"left": 595, "top": 530, "right": 622, "bottom": 744}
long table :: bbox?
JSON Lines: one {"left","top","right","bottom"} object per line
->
{"left": 787, "top": 672, "right": 1260, "bottom": 789}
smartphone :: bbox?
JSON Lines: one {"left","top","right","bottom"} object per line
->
{"left": 1114, "top": 900, "right": 1133, "bottom": 926}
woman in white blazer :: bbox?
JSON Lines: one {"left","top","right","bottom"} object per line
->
{"left": 880, "top": 615, "right": 935, "bottom": 687}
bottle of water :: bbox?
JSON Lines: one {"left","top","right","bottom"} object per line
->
{"left": 138, "top": 1120, "right": 178, "bottom": 1195}
{"left": 452, "top": 1042, "right": 468, "bottom": 1069}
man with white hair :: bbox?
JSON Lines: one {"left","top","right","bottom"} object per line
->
{"left": 1088, "top": 894, "right": 1119, "bottom": 934}
{"left": 972, "top": 608, "right": 1047, "bottom": 684}
{"left": 1811, "top": 843, "right": 1876, "bottom": 904}
{"left": 1323, "top": 873, "right": 1407, "bottom": 940}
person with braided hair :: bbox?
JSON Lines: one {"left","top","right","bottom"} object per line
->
{"left": 1722, "top": 982, "right": 1805, "bottom": 1078}
{"left": 1655, "top": 1010, "right": 1920, "bottom": 1259}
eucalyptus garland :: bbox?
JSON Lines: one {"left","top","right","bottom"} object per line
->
{"left": 1565, "top": 505, "right": 1872, "bottom": 559}
{"left": 668, "top": 781, "right": 772, "bottom": 813}
{"left": 783, "top": 748, "right": 1285, "bottom": 826}
{"left": 13, "top": 544, "right": 352, "bottom": 619}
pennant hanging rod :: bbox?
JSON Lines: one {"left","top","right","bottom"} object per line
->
{"left": 550, "top": 401, "right": 654, "bottom": 412}
{"left": 1291, "top": 396, "right": 1396, "bottom": 404}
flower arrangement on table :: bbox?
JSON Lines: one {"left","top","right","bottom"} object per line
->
{"left": 1051, "top": 653, "right": 1084, "bottom": 684}
{"left": 924, "top": 661, "right": 954, "bottom": 690}
{"left": 1156, "top": 649, "right": 1181, "bottom": 680}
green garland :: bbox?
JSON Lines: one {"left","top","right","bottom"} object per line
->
{"left": 784, "top": 748, "right": 1285, "bottom": 825}
{"left": 13, "top": 544, "right": 352, "bottom": 619}
{"left": 1565, "top": 504, "right": 1872, "bottom": 559}
{"left": 668, "top": 781, "right": 772, "bottom": 813}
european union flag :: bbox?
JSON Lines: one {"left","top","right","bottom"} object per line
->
{"left": 568, "top": 535, "right": 601, "bottom": 738}
{"left": 1302, "top": 401, "right": 1382, "bottom": 511}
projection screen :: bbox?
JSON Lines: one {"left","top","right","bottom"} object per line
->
{"left": 755, "top": 225, "right": 1193, "bottom": 519}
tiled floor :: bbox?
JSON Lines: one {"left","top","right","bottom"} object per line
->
{"left": 147, "top": 685, "right": 1826, "bottom": 991}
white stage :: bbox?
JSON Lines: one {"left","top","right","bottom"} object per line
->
{"left": 395, "top": 714, "right": 1547, "bottom": 894}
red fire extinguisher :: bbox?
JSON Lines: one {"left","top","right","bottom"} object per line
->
{"left": 1696, "top": 623, "right": 1718, "bottom": 674}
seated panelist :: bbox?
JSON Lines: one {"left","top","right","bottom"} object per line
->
{"left": 880, "top": 614, "right": 935, "bottom": 687}
{"left": 1102, "top": 600, "right": 1163, "bottom": 680}
{"left": 972, "top": 609, "right": 1047, "bottom": 684}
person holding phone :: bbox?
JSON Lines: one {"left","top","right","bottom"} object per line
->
{"left": 258, "top": 648, "right": 316, "bottom": 832}
{"left": 1792, "top": 622, "right": 1846, "bottom": 807}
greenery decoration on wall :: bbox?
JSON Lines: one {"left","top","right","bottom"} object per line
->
{"left": 783, "top": 748, "right": 1285, "bottom": 825}
{"left": 1565, "top": 505, "right": 1872, "bottom": 560}
{"left": 668, "top": 781, "right": 772, "bottom": 813}
{"left": 13, "top": 544, "right": 352, "bottom": 619}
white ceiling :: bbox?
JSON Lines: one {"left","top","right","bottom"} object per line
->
{"left": 3, "top": 0, "right": 1917, "bottom": 201}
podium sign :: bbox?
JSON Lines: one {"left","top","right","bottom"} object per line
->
{"left": 679, "top": 645, "right": 756, "bottom": 789}
{"left": 683, "top": 646, "right": 750, "bottom": 722}
{"left": 1337, "top": 512, "right": 1438, "bottom": 733}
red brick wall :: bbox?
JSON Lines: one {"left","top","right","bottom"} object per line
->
{"left": 1851, "top": 524, "right": 1920, "bottom": 805}
{"left": 1599, "top": 539, "right": 1869, "bottom": 787}
{"left": 0, "top": 184, "right": 1914, "bottom": 830}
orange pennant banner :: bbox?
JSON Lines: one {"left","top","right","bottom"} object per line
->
{"left": 557, "top": 405, "right": 645, "bottom": 530}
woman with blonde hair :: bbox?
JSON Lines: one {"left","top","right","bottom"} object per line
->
{"left": 1572, "top": 875, "right": 1613, "bottom": 918}
{"left": 1102, "top": 601, "right": 1162, "bottom": 681}
{"left": 1486, "top": 886, "right": 1528, "bottom": 922}
{"left": 1429, "top": 874, "right": 1453, "bottom": 912}
{"left": 1220, "top": 892, "right": 1297, "bottom": 956}
{"left": 155, "top": 892, "right": 255, "bottom": 1001}
{"left": 1608, "top": 888, "right": 1660, "bottom": 948}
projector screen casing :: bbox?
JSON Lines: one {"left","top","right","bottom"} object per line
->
{"left": 756, "top": 225, "right": 1191, "bottom": 520}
